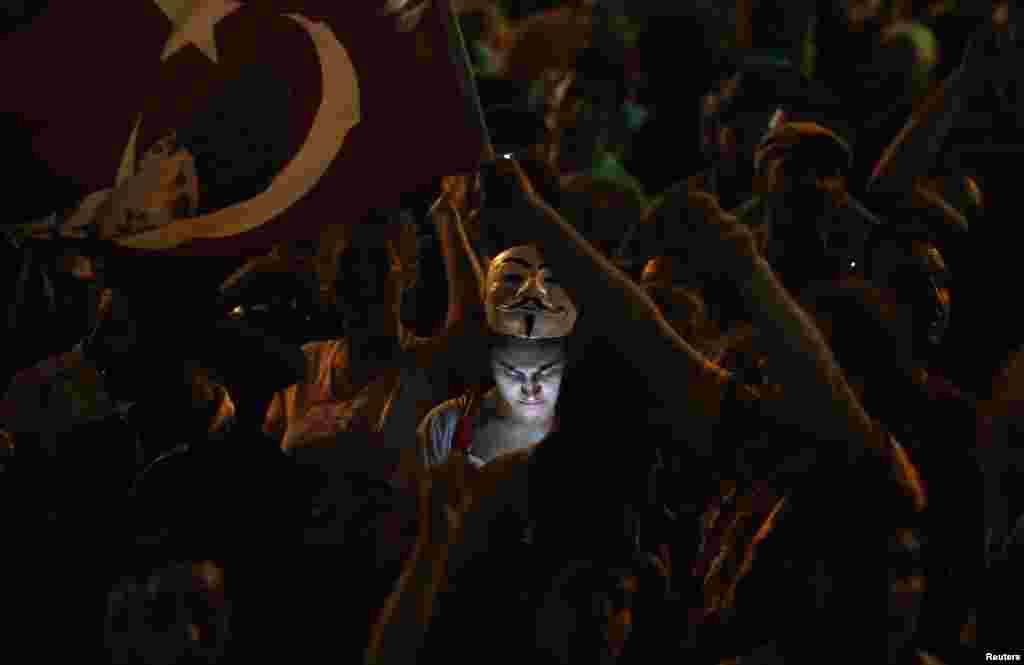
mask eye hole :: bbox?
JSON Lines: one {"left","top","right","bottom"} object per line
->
{"left": 503, "top": 273, "right": 525, "bottom": 286}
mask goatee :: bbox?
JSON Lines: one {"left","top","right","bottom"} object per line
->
{"left": 524, "top": 313, "right": 536, "bottom": 338}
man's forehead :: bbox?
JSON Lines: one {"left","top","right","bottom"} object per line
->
{"left": 492, "top": 343, "right": 565, "bottom": 366}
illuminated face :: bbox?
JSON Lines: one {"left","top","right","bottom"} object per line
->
{"left": 490, "top": 338, "right": 567, "bottom": 424}
{"left": 485, "top": 245, "right": 577, "bottom": 339}
{"left": 98, "top": 132, "right": 200, "bottom": 238}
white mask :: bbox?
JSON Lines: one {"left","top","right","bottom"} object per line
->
{"left": 484, "top": 245, "right": 577, "bottom": 339}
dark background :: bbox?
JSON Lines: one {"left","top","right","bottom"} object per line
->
{"left": 0, "top": 2, "right": 1010, "bottom": 399}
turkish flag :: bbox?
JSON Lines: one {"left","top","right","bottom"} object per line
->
{"left": 0, "top": 1, "right": 174, "bottom": 220}
{"left": 2, "top": 1, "right": 485, "bottom": 257}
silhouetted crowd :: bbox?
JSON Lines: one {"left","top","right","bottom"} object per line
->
{"left": 2, "top": 2, "right": 1012, "bottom": 663}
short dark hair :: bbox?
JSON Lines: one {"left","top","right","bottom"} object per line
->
{"left": 486, "top": 332, "right": 571, "bottom": 358}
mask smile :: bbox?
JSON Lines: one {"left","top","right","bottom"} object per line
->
{"left": 486, "top": 245, "right": 578, "bottom": 339}
{"left": 499, "top": 299, "right": 565, "bottom": 314}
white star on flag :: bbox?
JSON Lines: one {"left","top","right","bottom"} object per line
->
{"left": 155, "top": 0, "right": 242, "bottom": 63}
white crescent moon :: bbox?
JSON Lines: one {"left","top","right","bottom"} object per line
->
{"left": 116, "top": 14, "right": 361, "bottom": 250}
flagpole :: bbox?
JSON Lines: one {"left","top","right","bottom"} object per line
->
{"left": 443, "top": 0, "right": 496, "bottom": 162}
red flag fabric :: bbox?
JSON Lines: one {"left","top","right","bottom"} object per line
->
{"left": 0, "top": 1, "right": 173, "bottom": 197}
{"left": 3, "top": 1, "right": 485, "bottom": 257}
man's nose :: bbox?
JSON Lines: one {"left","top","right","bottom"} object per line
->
{"left": 522, "top": 381, "right": 542, "bottom": 397}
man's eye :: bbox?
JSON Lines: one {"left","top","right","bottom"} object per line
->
{"left": 503, "top": 274, "right": 525, "bottom": 286}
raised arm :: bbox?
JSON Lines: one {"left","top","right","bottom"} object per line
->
{"left": 909, "top": 180, "right": 971, "bottom": 234}
{"left": 614, "top": 178, "right": 914, "bottom": 470}
{"left": 661, "top": 189, "right": 924, "bottom": 509}
{"left": 868, "top": 69, "right": 976, "bottom": 192}
{"left": 615, "top": 175, "right": 741, "bottom": 277}
{"left": 489, "top": 159, "right": 724, "bottom": 417}
{"left": 869, "top": 20, "right": 1007, "bottom": 193}
{"left": 738, "top": 255, "right": 875, "bottom": 447}
{"left": 664, "top": 189, "right": 881, "bottom": 443}
{"left": 409, "top": 184, "right": 490, "bottom": 401}
{"left": 433, "top": 189, "right": 485, "bottom": 336}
